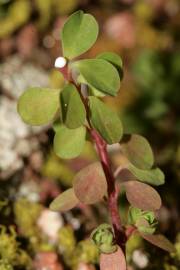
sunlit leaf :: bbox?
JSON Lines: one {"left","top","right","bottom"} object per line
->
{"left": 89, "top": 97, "right": 123, "bottom": 144}
{"left": 53, "top": 125, "right": 86, "bottom": 159}
{"left": 121, "top": 134, "right": 154, "bottom": 169}
{"left": 60, "top": 83, "right": 86, "bottom": 128}
{"left": 17, "top": 87, "right": 60, "bottom": 126}
{"left": 73, "top": 59, "right": 120, "bottom": 96}
{"left": 97, "top": 51, "right": 123, "bottom": 78}
{"left": 100, "top": 247, "right": 126, "bottom": 270}
{"left": 61, "top": 10, "right": 99, "bottom": 59}
{"left": 49, "top": 188, "right": 79, "bottom": 212}
{"left": 123, "top": 181, "right": 161, "bottom": 211}
{"left": 73, "top": 162, "right": 107, "bottom": 204}
{"left": 128, "top": 164, "right": 165, "bottom": 186}
{"left": 140, "top": 233, "right": 176, "bottom": 253}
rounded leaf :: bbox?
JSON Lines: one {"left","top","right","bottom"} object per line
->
{"left": 89, "top": 96, "right": 123, "bottom": 144}
{"left": 60, "top": 83, "right": 86, "bottom": 128}
{"left": 100, "top": 247, "right": 126, "bottom": 270}
{"left": 123, "top": 181, "right": 161, "bottom": 211}
{"left": 128, "top": 164, "right": 165, "bottom": 186}
{"left": 17, "top": 87, "right": 60, "bottom": 126}
{"left": 121, "top": 134, "right": 154, "bottom": 169}
{"left": 49, "top": 188, "right": 79, "bottom": 212}
{"left": 140, "top": 233, "right": 176, "bottom": 253}
{"left": 97, "top": 51, "right": 123, "bottom": 78}
{"left": 73, "top": 162, "right": 107, "bottom": 204}
{"left": 53, "top": 125, "right": 86, "bottom": 159}
{"left": 73, "top": 59, "right": 120, "bottom": 96}
{"left": 61, "top": 10, "right": 99, "bottom": 59}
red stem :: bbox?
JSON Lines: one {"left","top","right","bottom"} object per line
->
{"left": 90, "top": 129, "right": 127, "bottom": 252}
{"left": 59, "top": 65, "right": 127, "bottom": 252}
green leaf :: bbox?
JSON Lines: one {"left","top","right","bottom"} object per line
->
{"left": 53, "top": 125, "right": 86, "bottom": 159}
{"left": 140, "top": 234, "right": 176, "bottom": 253}
{"left": 97, "top": 51, "right": 123, "bottom": 78}
{"left": 77, "top": 74, "right": 105, "bottom": 98}
{"left": 73, "top": 59, "right": 120, "bottom": 96}
{"left": 61, "top": 10, "right": 99, "bottom": 59}
{"left": 128, "top": 164, "right": 165, "bottom": 186}
{"left": 73, "top": 162, "right": 107, "bottom": 204}
{"left": 17, "top": 87, "right": 60, "bottom": 126}
{"left": 49, "top": 188, "right": 79, "bottom": 212}
{"left": 123, "top": 181, "right": 161, "bottom": 211}
{"left": 121, "top": 134, "right": 154, "bottom": 169}
{"left": 60, "top": 83, "right": 86, "bottom": 128}
{"left": 128, "top": 163, "right": 165, "bottom": 186}
{"left": 89, "top": 97, "right": 123, "bottom": 144}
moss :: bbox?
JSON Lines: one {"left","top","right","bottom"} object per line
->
{"left": 126, "top": 234, "right": 143, "bottom": 263}
{"left": 74, "top": 240, "right": 99, "bottom": 265}
{"left": 14, "top": 198, "right": 42, "bottom": 238}
{"left": 58, "top": 226, "right": 99, "bottom": 269}
{"left": 58, "top": 226, "right": 76, "bottom": 255}
{"left": 0, "top": 226, "right": 31, "bottom": 268}
{"left": 42, "top": 151, "right": 74, "bottom": 187}
{"left": 35, "top": 0, "right": 52, "bottom": 30}
{"left": 14, "top": 198, "right": 46, "bottom": 252}
{"left": 0, "top": 259, "right": 13, "bottom": 270}
{"left": 0, "top": 0, "right": 31, "bottom": 38}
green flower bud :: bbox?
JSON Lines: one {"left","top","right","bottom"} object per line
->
{"left": 128, "top": 207, "right": 157, "bottom": 235}
{"left": 90, "top": 224, "right": 117, "bottom": 254}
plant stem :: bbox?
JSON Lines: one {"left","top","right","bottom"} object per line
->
{"left": 90, "top": 129, "right": 127, "bottom": 252}
{"left": 62, "top": 66, "right": 127, "bottom": 252}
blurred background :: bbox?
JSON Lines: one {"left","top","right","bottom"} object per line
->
{"left": 0, "top": 0, "right": 179, "bottom": 269}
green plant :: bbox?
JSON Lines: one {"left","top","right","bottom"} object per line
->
{"left": 17, "top": 10, "right": 175, "bottom": 269}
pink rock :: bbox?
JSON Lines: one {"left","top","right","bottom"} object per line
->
{"left": 16, "top": 24, "right": 38, "bottom": 57}
{"left": 34, "top": 252, "right": 64, "bottom": 270}
{"left": 105, "top": 12, "right": 136, "bottom": 49}
{"left": 77, "top": 262, "right": 96, "bottom": 270}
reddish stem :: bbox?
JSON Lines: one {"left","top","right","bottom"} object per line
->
{"left": 125, "top": 226, "right": 137, "bottom": 240}
{"left": 90, "top": 129, "right": 127, "bottom": 252}
{"left": 59, "top": 65, "right": 127, "bottom": 252}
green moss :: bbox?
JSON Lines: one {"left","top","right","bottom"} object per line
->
{"left": 58, "top": 226, "right": 76, "bottom": 255}
{"left": 0, "top": 226, "right": 31, "bottom": 268}
{"left": 58, "top": 226, "right": 99, "bottom": 269}
{"left": 74, "top": 240, "right": 99, "bottom": 265}
{"left": 0, "top": 259, "right": 13, "bottom": 270}
{"left": 0, "top": 0, "right": 31, "bottom": 38}
{"left": 126, "top": 234, "right": 143, "bottom": 262}
{"left": 14, "top": 198, "right": 42, "bottom": 238}
{"left": 42, "top": 152, "right": 74, "bottom": 187}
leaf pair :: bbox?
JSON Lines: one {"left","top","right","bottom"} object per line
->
{"left": 50, "top": 162, "right": 107, "bottom": 212}
{"left": 119, "top": 134, "right": 165, "bottom": 186}
{"left": 62, "top": 11, "right": 122, "bottom": 95}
